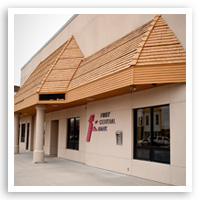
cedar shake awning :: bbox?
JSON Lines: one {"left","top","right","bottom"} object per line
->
{"left": 15, "top": 15, "right": 186, "bottom": 115}
{"left": 14, "top": 36, "right": 84, "bottom": 113}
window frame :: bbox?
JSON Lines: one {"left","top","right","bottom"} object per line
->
{"left": 67, "top": 117, "right": 80, "bottom": 151}
{"left": 26, "top": 123, "right": 30, "bottom": 150}
{"left": 133, "top": 104, "right": 170, "bottom": 164}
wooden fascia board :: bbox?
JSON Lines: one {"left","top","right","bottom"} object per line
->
{"left": 38, "top": 91, "right": 67, "bottom": 95}
{"left": 132, "top": 63, "right": 186, "bottom": 85}
{"left": 37, "top": 100, "right": 67, "bottom": 104}
{"left": 66, "top": 67, "right": 133, "bottom": 103}
{"left": 14, "top": 93, "right": 38, "bottom": 112}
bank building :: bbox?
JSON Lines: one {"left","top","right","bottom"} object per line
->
{"left": 14, "top": 14, "right": 186, "bottom": 185}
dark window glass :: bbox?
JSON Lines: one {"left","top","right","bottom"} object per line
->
{"left": 134, "top": 148, "right": 150, "bottom": 160}
{"left": 39, "top": 93, "right": 65, "bottom": 101}
{"left": 21, "top": 124, "right": 25, "bottom": 143}
{"left": 146, "top": 115, "right": 149, "bottom": 126}
{"left": 152, "top": 149, "right": 170, "bottom": 164}
{"left": 134, "top": 105, "right": 170, "bottom": 164}
{"left": 155, "top": 114, "right": 159, "bottom": 125}
{"left": 67, "top": 117, "right": 80, "bottom": 150}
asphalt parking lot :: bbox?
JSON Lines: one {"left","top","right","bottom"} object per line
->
{"left": 14, "top": 151, "right": 169, "bottom": 186}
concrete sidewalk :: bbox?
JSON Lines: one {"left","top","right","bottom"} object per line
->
{"left": 14, "top": 151, "right": 169, "bottom": 186}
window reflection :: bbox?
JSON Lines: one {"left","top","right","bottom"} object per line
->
{"left": 134, "top": 105, "right": 170, "bottom": 164}
{"left": 136, "top": 108, "right": 151, "bottom": 146}
{"left": 153, "top": 106, "right": 170, "bottom": 149}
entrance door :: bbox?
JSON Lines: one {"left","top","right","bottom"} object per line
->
{"left": 50, "top": 120, "right": 59, "bottom": 156}
{"left": 26, "top": 123, "right": 30, "bottom": 150}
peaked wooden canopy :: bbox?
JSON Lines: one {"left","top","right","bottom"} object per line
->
{"left": 15, "top": 15, "right": 186, "bottom": 115}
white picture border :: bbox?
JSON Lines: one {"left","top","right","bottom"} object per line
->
{"left": 8, "top": 8, "right": 192, "bottom": 193}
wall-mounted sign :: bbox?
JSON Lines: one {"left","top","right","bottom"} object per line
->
{"left": 86, "top": 112, "right": 116, "bottom": 142}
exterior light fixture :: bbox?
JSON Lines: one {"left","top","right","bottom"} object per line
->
{"left": 130, "top": 85, "right": 133, "bottom": 92}
{"left": 130, "top": 85, "right": 136, "bottom": 92}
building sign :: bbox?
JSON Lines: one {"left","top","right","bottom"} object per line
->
{"left": 86, "top": 112, "right": 116, "bottom": 142}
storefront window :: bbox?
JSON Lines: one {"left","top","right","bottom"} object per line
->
{"left": 21, "top": 124, "right": 25, "bottom": 143}
{"left": 134, "top": 105, "right": 170, "bottom": 164}
{"left": 67, "top": 117, "right": 80, "bottom": 150}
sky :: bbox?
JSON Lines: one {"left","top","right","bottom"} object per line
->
{"left": 14, "top": 14, "right": 73, "bottom": 86}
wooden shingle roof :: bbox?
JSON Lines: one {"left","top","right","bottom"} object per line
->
{"left": 15, "top": 36, "right": 83, "bottom": 104}
{"left": 39, "top": 37, "right": 83, "bottom": 93}
{"left": 66, "top": 15, "right": 185, "bottom": 102}
{"left": 67, "top": 19, "right": 152, "bottom": 91}
{"left": 15, "top": 15, "right": 186, "bottom": 114}
{"left": 132, "top": 15, "right": 186, "bottom": 85}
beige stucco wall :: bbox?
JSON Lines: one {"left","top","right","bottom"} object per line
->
{"left": 85, "top": 93, "right": 132, "bottom": 175}
{"left": 84, "top": 83, "right": 185, "bottom": 185}
{"left": 162, "top": 14, "right": 186, "bottom": 50}
{"left": 20, "top": 83, "right": 183, "bottom": 185}
{"left": 19, "top": 115, "right": 43, "bottom": 153}
{"left": 20, "top": 14, "right": 186, "bottom": 86}
{"left": 44, "top": 105, "right": 87, "bottom": 163}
